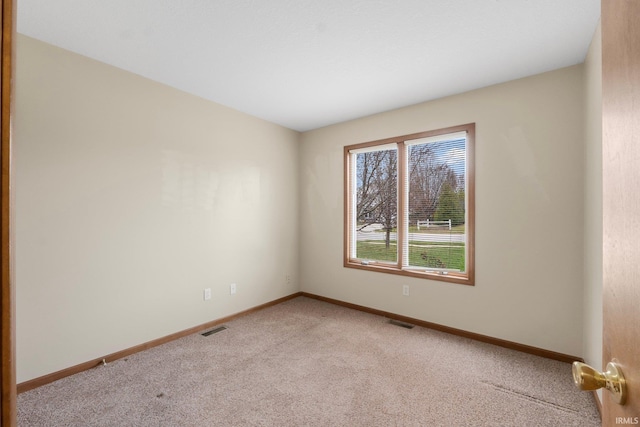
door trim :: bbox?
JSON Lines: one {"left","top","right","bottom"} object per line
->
{"left": 1, "top": 0, "right": 15, "bottom": 425}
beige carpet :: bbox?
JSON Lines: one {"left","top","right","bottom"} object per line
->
{"left": 18, "top": 296, "right": 600, "bottom": 426}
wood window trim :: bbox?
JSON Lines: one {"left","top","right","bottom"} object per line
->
{"left": 343, "top": 123, "right": 475, "bottom": 286}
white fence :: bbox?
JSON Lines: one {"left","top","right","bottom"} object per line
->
{"left": 417, "top": 219, "right": 451, "bottom": 230}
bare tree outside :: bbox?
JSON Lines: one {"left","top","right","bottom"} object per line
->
{"left": 407, "top": 143, "right": 458, "bottom": 224}
{"left": 356, "top": 149, "right": 397, "bottom": 251}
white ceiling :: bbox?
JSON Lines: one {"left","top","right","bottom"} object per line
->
{"left": 17, "top": 0, "right": 600, "bottom": 132}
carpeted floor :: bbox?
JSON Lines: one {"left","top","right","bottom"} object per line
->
{"left": 18, "top": 296, "right": 600, "bottom": 426}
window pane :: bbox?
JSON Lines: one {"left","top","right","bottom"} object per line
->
{"left": 407, "top": 137, "right": 466, "bottom": 272}
{"left": 354, "top": 148, "right": 398, "bottom": 263}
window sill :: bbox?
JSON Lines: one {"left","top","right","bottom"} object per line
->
{"left": 344, "top": 259, "right": 474, "bottom": 286}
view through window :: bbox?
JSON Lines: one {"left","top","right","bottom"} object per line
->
{"left": 344, "top": 124, "right": 474, "bottom": 285}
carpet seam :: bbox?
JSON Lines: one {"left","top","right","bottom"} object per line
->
{"left": 481, "top": 381, "right": 583, "bottom": 415}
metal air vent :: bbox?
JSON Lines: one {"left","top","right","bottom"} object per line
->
{"left": 201, "top": 326, "right": 227, "bottom": 336}
{"left": 388, "top": 319, "right": 415, "bottom": 329}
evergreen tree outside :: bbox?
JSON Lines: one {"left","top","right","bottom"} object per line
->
{"left": 434, "top": 183, "right": 464, "bottom": 226}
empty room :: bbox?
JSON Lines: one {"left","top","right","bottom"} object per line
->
{"left": 5, "top": 0, "right": 639, "bottom": 426}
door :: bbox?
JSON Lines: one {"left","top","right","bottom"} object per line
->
{"left": 602, "top": 0, "right": 640, "bottom": 425}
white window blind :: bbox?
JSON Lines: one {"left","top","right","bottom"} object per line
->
{"left": 402, "top": 132, "right": 467, "bottom": 273}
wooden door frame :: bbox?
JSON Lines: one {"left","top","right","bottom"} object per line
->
{"left": 1, "top": 0, "right": 15, "bottom": 425}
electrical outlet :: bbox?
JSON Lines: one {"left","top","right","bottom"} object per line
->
{"left": 203, "top": 288, "right": 211, "bottom": 301}
{"left": 230, "top": 283, "right": 236, "bottom": 295}
{"left": 286, "top": 275, "right": 291, "bottom": 285}
{"left": 402, "top": 285, "right": 410, "bottom": 296}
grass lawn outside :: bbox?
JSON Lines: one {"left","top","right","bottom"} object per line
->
{"left": 356, "top": 240, "right": 465, "bottom": 271}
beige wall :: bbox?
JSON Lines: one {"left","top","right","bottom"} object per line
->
{"left": 300, "top": 65, "right": 585, "bottom": 356}
{"left": 16, "top": 32, "right": 596, "bottom": 384}
{"left": 15, "top": 35, "right": 300, "bottom": 383}
{"left": 582, "top": 21, "right": 603, "bottom": 390}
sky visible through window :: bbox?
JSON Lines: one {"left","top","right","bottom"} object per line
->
{"left": 434, "top": 138, "right": 465, "bottom": 179}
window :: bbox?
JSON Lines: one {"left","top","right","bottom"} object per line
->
{"left": 344, "top": 123, "right": 475, "bottom": 285}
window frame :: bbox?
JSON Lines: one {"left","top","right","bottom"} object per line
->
{"left": 343, "top": 123, "right": 475, "bottom": 286}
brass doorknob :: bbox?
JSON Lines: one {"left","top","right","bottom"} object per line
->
{"left": 572, "top": 361, "right": 626, "bottom": 405}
